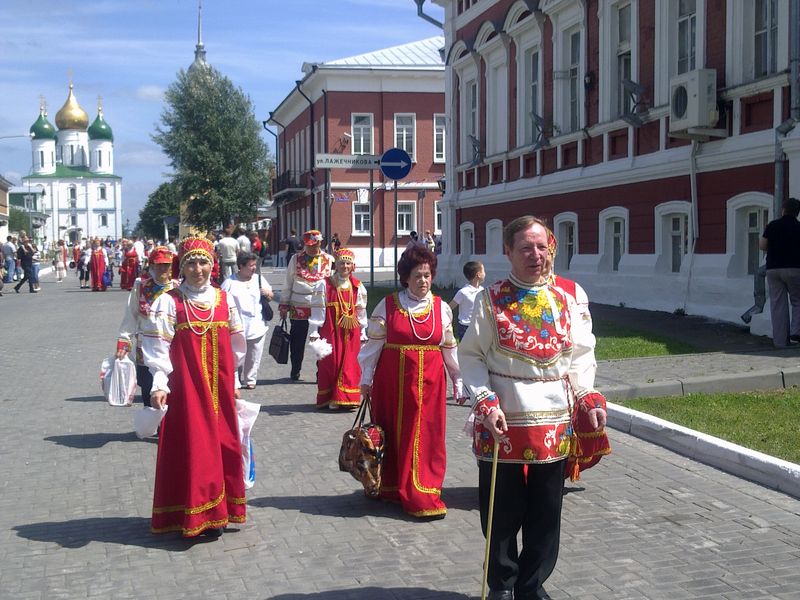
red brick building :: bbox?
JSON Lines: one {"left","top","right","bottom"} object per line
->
{"left": 267, "top": 37, "right": 446, "bottom": 271}
{"left": 433, "top": 0, "right": 800, "bottom": 333}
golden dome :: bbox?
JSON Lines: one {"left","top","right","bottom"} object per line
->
{"left": 55, "top": 84, "right": 89, "bottom": 131}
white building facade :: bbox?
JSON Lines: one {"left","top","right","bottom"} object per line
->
{"left": 22, "top": 85, "right": 122, "bottom": 245}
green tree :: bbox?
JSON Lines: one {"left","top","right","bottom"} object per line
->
{"left": 137, "top": 181, "right": 183, "bottom": 240}
{"left": 8, "top": 207, "right": 30, "bottom": 235}
{"left": 153, "top": 64, "right": 271, "bottom": 230}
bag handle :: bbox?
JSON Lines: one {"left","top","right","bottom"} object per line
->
{"left": 351, "top": 392, "right": 374, "bottom": 429}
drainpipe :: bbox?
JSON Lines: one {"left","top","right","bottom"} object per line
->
{"left": 322, "top": 89, "right": 331, "bottom": 239}
{"left": 296, "top": 80, "right": 316, "bottom": 229}
{"left": 268, "top": 112, "right": 287, "bottom": 240}
{"left": 682, "top": 140, "right": 700, "bottom": 312}
{"left": 791, "top": 0, "right": 800, "bottom": 121}
{"left": 413, "top": 0, "right": 443, "bottom": 29}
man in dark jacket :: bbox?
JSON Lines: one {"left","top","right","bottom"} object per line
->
{"left": 14, "top": 235, "right": 37, "bottom": 294}
{"left": 760, "top": 197, "right": 800, "bottom": 347}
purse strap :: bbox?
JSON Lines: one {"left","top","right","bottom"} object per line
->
{"left": 351, "top": 393, "right": 373, "bottom": 428}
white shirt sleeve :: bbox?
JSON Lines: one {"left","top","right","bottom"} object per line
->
{"left": 280, "top": 254, "right": 297, "bottom": 306}
{"left": 117, "top": 279, "right": 141, "bottom": 348}
{"left": 308, "top": 279, "right": 327, "bottom": 336}
{"left": 457, "top": 289, "right": 494, "bottom": 401}
{"left": 439, "top": 301, "right": 463, "bottom": 398}
{"left": 141, "top": 293, "right": 177, "bottom": 394}
{"left": 357, "top": 297, "right": 387, "bottom": 386}
{"left": 565, "top": 282, "right": 598, "bottom": 397}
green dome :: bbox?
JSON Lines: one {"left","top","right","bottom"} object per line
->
{"left": 88, "top": 111, "right": 114, "bottom": 141}
{"left": 29, "top": 110, "right": 57, "bottom": 140}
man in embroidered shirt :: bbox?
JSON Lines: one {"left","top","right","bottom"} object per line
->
{"left": 458, "top": 215, "right": 608, "bottom": 600}
{"left": 279, "top": 229, "right": 334, "bottom": 381}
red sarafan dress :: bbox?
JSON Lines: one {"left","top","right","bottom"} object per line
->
{"left": 90, "top": 248, "right": 107, "bottom": 291}
{"left": 149, "top": 288, "right": 246, "bottom": 536}
{"left": 315, "top": 275, "right": 365, "bottom": 409}
{"left": 370, "top": 293, "right": 448, "bottom": 518}
{"left": 119, "top": 248, "right": 139, "bottom": 290}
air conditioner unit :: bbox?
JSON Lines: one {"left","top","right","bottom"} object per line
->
{"left": 669, "top": 69, "right": 719, "bottom": 134}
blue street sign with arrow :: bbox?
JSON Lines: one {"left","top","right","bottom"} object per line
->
{"left": 380, "top": 147, "right": 412, "bottom": 180}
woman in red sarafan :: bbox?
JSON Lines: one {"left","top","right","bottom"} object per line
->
{"left": 142, "top": 236, "right": 247, "bottom": 538}
{"left": 358, "top": 245, "right": 465, "bottom": 518}
{"left": 119, "top": 239, "right": 140, "bottom": 291}
{"left": 308, "top": 248, "right": 368, "bottom": 409}
{"left": 89, "top": 237, "right": 108, "bottom": 291}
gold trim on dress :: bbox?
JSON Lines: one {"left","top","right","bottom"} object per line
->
{"left": 152, "top": 485, "right": 226, "bottom": 515}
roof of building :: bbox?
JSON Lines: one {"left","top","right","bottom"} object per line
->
{"left": 88, "top": 110, "right": 114, "bottom": 142}
{"left": 304, "top": 36, "right": 445, "bottom": 72}
{"left": 30, "top": 109, "right": 57, "bottom": 140}
{"left": 55, "top": 84, "right": 89, "bottom": 131}
{"left": 22, "top": 165, "right": 121, "bottom": 180}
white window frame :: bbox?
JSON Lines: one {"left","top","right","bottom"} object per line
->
{"left": 351, "top": 113, "right": 373, "bottom": 156}
{"left": 459, "top": 221, "right": 475, "bottom": 256}
{"left": 654, "top": 0, "right": 706, "bottom": 105}
{"left": 99, "top": 213, "right": 108, "bottom": 228}
{"left": 433, "top": 114, "right": 446, "bottom": 163}
{"left": 434, "top": 201, "right": 442, "bottom": 235}
{"left": 486, "top": 219, "right": 504, "bottom": 257}
{"left": 599, "top": 1, "right": 639, "bottom": 122}
{"left": 394, "top": 113, "right": 416, "bottom": 162}
{"left": 677, "top": 0, "right": 697, "bottom": 75}
{"left": 553, "top": 211, "right": 579, "bottom": 272}
{"left": 508, "top": 4, "right": 542, "bottom": 148}
{"left": 352, "top": 201, "right": 371, "bottom": 236}
{"left": 654, "top": 201, "right": 692, "bottom": 274}
{"left": 598, "top": 206, "right": 629, "bottom": 272}
{"left": 98, "top": 184, "right": 107, "bottom": 201}
{"left": 482, "top": 39, "right": 509, "bottom": 156}
{"left": 753, "top": 0, "right": 779, "bottom": 79}
{"left": 725, "top": 192, "right": 772, "bottom": 277}
{"left": 454, "top": 46, "right": 480, "bottom": 166}
{"left": 396, "top": 201, "right": 416, "bottom": 236}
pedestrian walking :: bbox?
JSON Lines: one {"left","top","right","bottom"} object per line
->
{"left": 53, "top": 240, "right": 68, "bottom": 282}
{"left": 89, "top": 238, "right": 108, "bottom": 291}
{"left": 458, "top": 216, "right": 609, "bottom": 600}
{"left": 759, "top": 197, "right": 800, "bottom": 347}
{"left": 13, "top": 236, "right": 37, "bottom": 294}
{"left": 308, "top": 248, "right": 368, "bottom": 409}
{"left": 2, "top": 236, "right": 16, "bottom": 284}
{"left": 142, "top": 236, "right": 247, "bottom": 539}
{"left": 221, "top": 252, "right": 273, "bottom": 390}
{"left": 358, "top": 244, "right": 464, "bottom": 518}
{"left": 279, "top": 229, "right": 334, "bottom": 381}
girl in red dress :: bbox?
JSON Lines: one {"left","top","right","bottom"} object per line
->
{"left": 143, "top": 236, "right": 247, "bottom": 538}
{"left": 358, "top": 245, "right": 465, "bottom": 518}
{"left": 89, "top": 237, "right": 108, "bottom": 291}
{"left": 119, "top": 240, "right": 140, "bottom": 290}
{"left": 309, "top": 248, "right": 368, "bottom": 409}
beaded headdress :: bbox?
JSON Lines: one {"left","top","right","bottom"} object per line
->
{"left": 178, "top": 235, "right": 214, "bottom": 269}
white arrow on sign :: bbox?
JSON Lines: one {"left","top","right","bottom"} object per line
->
{"left": 380, "top": 160, "right": 409, "bottom": 168}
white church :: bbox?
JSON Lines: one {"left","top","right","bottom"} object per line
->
{"left": 20, "top": 84, "right": 122, "bottom": 244}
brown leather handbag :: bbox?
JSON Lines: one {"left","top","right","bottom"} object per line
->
{"left": 338, "top": 395, "right": 385, "bottom": 497}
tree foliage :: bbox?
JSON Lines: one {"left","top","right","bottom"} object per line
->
{"left": 152, "top": 64, "right": 271, "bottom": 230}
{"left": 8, "top": 207, "right": 30, "bottom": 235}
{"left": 138, "top": 181, "right": 182, "bottom": 240}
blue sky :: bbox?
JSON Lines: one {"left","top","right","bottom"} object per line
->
{"left": 0, "top": 0, "right": 443, "bottom": 227}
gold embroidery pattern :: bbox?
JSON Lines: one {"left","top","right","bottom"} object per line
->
{"left": 384, "top": 343, "right": 441, "bottom": 352}
{"left": 396, "top": 352, "right": 405, "bottom": 454}
{"left": 151, "top": 517, "right": 229, "bottom": 536}
{"left": 211, "top": 326, "right": 220, "bottom": 415}
{"left": 175, "top": 321, "right": 230, "bottom": 331}
{"left": 409, "top": 507, "right": 447, "bottom": 517}
{"left": 392, "top": 292, "right": 433, "bottom": 318}
{"left": 153, "top": 485, "right": 226, "bottom": 515}
{"left": 411, "top": 348, "right": 441, "bottom": 496}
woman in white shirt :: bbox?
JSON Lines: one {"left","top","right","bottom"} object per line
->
{"left": 221, "top": 252, "right": 274, "bottom": 389}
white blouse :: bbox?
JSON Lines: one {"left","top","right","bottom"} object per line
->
{"left": 358, "top": 289, "right": 463, "bottom": 398}
{"left": 220, "top": 274, "right": 272, "bottom": 340}
{"left": 142, "top": 281, "right": 246, "bottom": 393}
{"left": 308, "top": 274, "right": 369, "bottom": 338}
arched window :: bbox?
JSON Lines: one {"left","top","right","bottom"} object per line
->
{"left": 486, "top": 219, "right": 504, "bottom": 256}
{"left": 553, "top": 212, "right": 579, "bottom": 272}
{"left": 459, "top": 221, "right": 475, "bottom": 256}
{"left": 654, "top": 201, "right": 692, "bottom": 273}
{"left": 726, "top": 192, "right": 772, "bottom": 276}
{"left": 598, "top": 206, "right": 629, "bottom": 272}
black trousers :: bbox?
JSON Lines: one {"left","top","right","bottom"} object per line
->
{"left": 289, "top": 318, "right": 309, "bottom": 379}
{"left": 478, "top": 459, "right": 565, "bottom": 599}
{"left": 14, "top": 266, "right": 35, "bottom": 292}
{"left": 136, "top": 363, "right": 153, "bottom": 407}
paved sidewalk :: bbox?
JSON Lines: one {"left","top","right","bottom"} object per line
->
{"left": 1, "top": 272, "right": 799, "bottom": 599}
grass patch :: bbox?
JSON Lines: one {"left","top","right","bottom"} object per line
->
{"left": 593, "top": 320, "right": 697, "bottom": 360}
{"left": 620, "top": 389, "right": 800, "bottom": 464}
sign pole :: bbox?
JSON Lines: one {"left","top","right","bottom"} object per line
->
{"left": 394, "top": 182, "right": 398, "bottom": 289}
{"left": 369, "top": 169, "right": 374, "bottom": 288}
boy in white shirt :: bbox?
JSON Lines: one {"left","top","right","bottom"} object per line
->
{"left": 449, "top": 260, "right": 485, "bottom": 340}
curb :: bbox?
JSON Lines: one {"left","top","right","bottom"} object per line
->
{"left": 607, "top": 402, "right": 800, "bottom": 500}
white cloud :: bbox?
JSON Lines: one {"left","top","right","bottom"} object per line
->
{"left": 136, "top": 85, "right": 165, "bottom": 101}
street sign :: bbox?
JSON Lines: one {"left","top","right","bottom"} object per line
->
{"left": 315, "top": 153, "right": 380, "bottom": 169}
{"left": 380, "top": 148, "right": 412, "bottom": 180}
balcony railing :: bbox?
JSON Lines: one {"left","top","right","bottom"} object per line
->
{"left": 272, "top": 170, "right": 310, "bottom": 196}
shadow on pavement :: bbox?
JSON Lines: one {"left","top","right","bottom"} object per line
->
{"left": 269, "top": 589, "right": 472, "bottom": 599}
{"left": 259, "top": 403, "right": 321, "bottom": 416}
{"left": 439, "top": 486, "right": 478, "bottom": 512}
{"left": 44, "top": 431, "right": 156, "bottom": 448}
{"left": 63, "top": 395, "right": 105, "bottom": 403}
{"left": 12, "top": 517, "right": 202, "bottom": 551}
{"left": 250, "top": 492, "right": 433, "bottom": 522}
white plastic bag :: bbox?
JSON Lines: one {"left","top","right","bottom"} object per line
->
{"left": 307, "top": 337, "right": 333, "bottom": 361}
{"left": 236, "top": 399, "right": 260, "bottom": 489}
{"left": 101, "top": 356, "right": 137, "bottom": 407}
{"left": 133, "top": 405, "right": 168, "bottom": 439}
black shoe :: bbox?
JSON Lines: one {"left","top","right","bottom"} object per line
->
{"left": 202, "top": 527, "right": 223, "bottom": 539}
{"left": 488, "top": 591, "right": 513, "bottom": 600}
{"left": 791, "top": 335, "right": 800, "bottom": 343}
{"left": 290, "top": 373, "right": 300, "bottom": 381}
{"left": 14, "top": 287, "right": 20, "bottom": 293}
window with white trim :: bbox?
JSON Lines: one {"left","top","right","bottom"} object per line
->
{"left": 754, "top": 0, "right": 778, "bottom": 78}
{"left": 567, "top": 30, "right": 581, "bottom": 132}
{"left": 485, "top": 43, "right": 509, "bottom": 155}
{"left": 460, "top": 222, "right": 475, "bottom": 256}
{"left": 39, "top": 150, "right": 44, "bottom": 168}
{"left": 615, "top": 3, "right": 633, "bottom": 117}
{"left": 99, "top": 213, "right": 108, "bottom": 227}
{"left": 394, "top": 114, "right": 416, "bottom": 161}
{"left": 351, "top": 114, "right": 373, "bottom": 156}
{"left": 509, "top": 11, "right": 543, "bottom": 149}
{"left": 397, "top": 202, "right": 416, "bottom": 235}
{"left": 611, "top": 219, "right": 625, "bottom": 271}
{"left": 99, "top": 185, "right": 107, "bottom": 200}
{"left": 677, "top": 0, "right": 696, "bottom": 74}
{"left": 527, "top": 48, "right": 541, "bottom": 142}
{"left": 434, "top": 201, "right": 442, "bottom": 234}
{"left": 70, "top": 214, "right": 77, "bottom": 226}
{"left": 69, "top": 186, "right": 77, "bottom": 208}
{"left": 599, "top": 207, "right": 628, "bottom": 272}
{"left": 434, "top": 114, "right": 446, "bottom": 163}
{"left": 352, "top": 202, "right": 371, "bottom": 235}
{"left": 486, "top": 219, "right": 503, "bottom": 256}
{"left": 746, "top": 207, "right": 769, "bottom": 275}
{"left": 554, "top": 212, "right": 578, "bottom": 272}
{"left": 669, "top": 214, "right": 689, "bottom": 273}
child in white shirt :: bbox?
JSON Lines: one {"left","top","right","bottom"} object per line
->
{"left": 449, "top": 260, "right": 485, "bottom": 340}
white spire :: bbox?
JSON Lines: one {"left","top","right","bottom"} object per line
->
{"left": 193, "top": 0, "right": 207, "bottom": 66}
